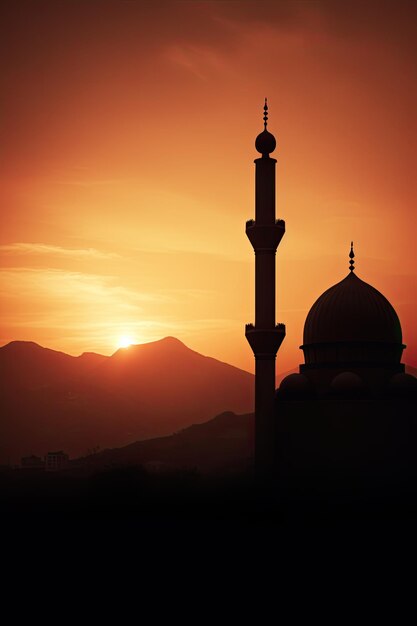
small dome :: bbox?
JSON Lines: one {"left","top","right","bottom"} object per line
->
{"left": 255, "top": 129, "right": 276, "bottom": 156}
{"left": 388, "top": 373, "right": 417, "bottom": 391}
{"left": 331, "top": 372, "right": 366, "bottom": 394}
{"left": 277, "top": 373, "right": 314, "bottom": 400}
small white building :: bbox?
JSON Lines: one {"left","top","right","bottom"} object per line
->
{"left": 21, "top": 455, "right": 44, "bottom": 469}
{"left": 45, "top": 451, "right": 69, "bottom": 472}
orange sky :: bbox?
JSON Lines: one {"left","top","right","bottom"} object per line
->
{"left": 1, "top": 0, "right": 416, "bottom": 373}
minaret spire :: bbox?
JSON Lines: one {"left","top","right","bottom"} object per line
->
{"left": 245, "top": 102, "right": 286, "bottom": 478}
{"left": 263, "top": 98, "right": 268, "bottom": 129}
{"left": 349, "top": 241, "right": 355, "bottom": 272}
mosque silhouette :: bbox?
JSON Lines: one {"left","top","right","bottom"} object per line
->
{"left": 246, "top": 100, "right": 417, "bottom": 484}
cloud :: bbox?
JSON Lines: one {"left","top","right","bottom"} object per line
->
{"left": 0, "top": 243, "right": 119, "bottom": 259}
{"left": 53, "top": 179, "right": 122, "bottom": 187}
{"left": 166, "top": 43, "right": 229, "bottom": 80}
{"left": 0, "top": 267, "right": 164, "bottom": 316}
{"left": 0, "top": 266, "right": 217, "bottom": 353}
{"left": 0, "top": 266, "right": 244, "bottom": 352}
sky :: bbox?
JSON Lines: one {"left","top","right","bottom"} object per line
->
{"left": 0, "top": 0, "right": 416, "bottom": 374}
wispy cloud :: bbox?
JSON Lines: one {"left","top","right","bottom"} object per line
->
{"left": 0, "top": 265, "right": 247, "bottom": 353}
{"left": 0, "top": 267, "right": 164, "bottom": 308}
{"left": 0, "top": 243, "right": 119, "bottom": 259}
{"left": 166, "top": 43, "right": 228, "bottom": 80}
{"left": 0, "top": 267, "right": 190, "bottom": 353}
{"left": 53, "top": 179, "right": 122, "bottom": 187}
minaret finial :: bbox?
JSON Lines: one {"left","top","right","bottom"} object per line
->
{"left": 263, "top": 97, "right": 268, "bottom": 129}
{"left": 349, "top": 241, "right": 355, "bottom": 272}
{"left": 255, "top": 97, "right": 276, "bottom": 156}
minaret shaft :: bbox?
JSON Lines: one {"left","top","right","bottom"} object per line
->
{"left": 255, "top": 251, "right": 276, "bottom": 328}
{"left": 254, "top": 158, "right": 277, "bottom": 329}
{"left": 255, "top": 158, "right": 276, "bottom": 225}
{"left": 254, "top": 358, "right": 276, "bottom": 469}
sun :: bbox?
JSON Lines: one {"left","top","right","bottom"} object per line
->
{"left": 117, "top": 335, "right": 134, "bottom": 349}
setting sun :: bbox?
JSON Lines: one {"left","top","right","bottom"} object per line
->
{"left": 117, "top": 336, "right": 134, "bottom": 349}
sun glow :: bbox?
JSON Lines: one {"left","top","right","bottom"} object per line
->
{"left": 117, "top": 335, "right": 134, "bottom": 349}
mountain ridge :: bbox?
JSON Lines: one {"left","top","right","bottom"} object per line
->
{"left": 77, "top": 410, "right": 255, "bottom": 474}
{"left": 0, "top": 337, "right": 255, "bottom": 464}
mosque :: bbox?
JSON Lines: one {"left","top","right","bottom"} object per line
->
{"left": 246, "top": 100, "right": 417, "bottom": 483}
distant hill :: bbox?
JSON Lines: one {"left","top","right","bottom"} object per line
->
{"left": 0, "top": 338, "right": 254, "bottom": 464}
{"left": 78, "top": 411, "right": 254, "bottom": 475}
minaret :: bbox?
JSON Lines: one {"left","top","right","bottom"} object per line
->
{"left": 245, "top": 99, "right": 286, "bottom": 477}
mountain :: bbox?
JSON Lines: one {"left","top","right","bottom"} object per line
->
{"left": 78, "top": 411, "right": 254, "bottom": 474}
{"left": 0, "top": 341, "right": 107, "bottom": 391}
{"left": 0, "top": 338, "right": 254, "bottom": 463}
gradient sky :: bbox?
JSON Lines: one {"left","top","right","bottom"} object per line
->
{"left": 1, "top": 0, "right": 416, "bottom": 373}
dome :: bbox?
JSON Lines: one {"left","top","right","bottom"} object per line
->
{"left": 304, "top": 272, "right": 402, "bottom": 345}
{"left": 331, "top": 372, "right": 366, "bottom": 394}
{"left": 301, "top": 271, "right": 405, "bottom": 369}
{"left": 276, "top": 373, "right": 314, "bottom": 400}
{"left": 255, "top": 129, "right": 276, "bottom": 157}
{"left": 388, "top": 373, "right": 417, "bottom": 392}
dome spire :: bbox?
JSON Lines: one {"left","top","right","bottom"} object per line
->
{"left": 349, "top": 241, "right": 355, "bottom": 272}
{"left": 263, "top": 97, "right": 268, "bottom": 129}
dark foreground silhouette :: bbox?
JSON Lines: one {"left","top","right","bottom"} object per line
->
{"left": 3, "top": 392, "right": 417, "bottom": 533}
{"left": 3, "top": 461, "right": 417, "bottom": 529}
{"left": 4, "top": 466, "right": 417, "bottom": 599}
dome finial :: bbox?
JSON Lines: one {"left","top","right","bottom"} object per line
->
{"left": 349, "top": 241, "right": 355, "bottom": 272}
{"left": 263, "top": 97, "right": 268, "bottom": 130}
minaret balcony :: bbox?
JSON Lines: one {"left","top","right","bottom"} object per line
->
{"left": 246, "top": 219, "right": 285, "bottom": 251}
{"left": 245, "top": 324, "right": 286, "bottom": 357}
